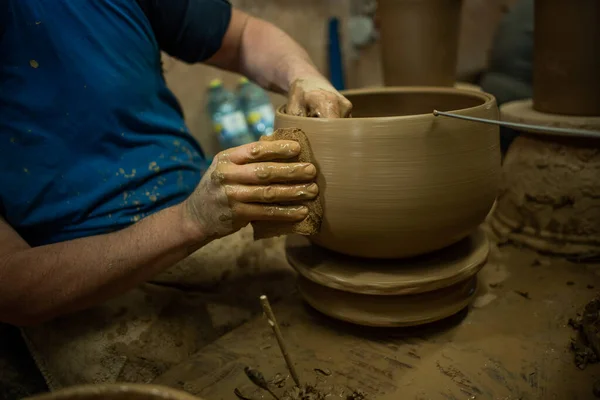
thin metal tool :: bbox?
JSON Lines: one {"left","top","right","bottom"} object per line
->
{"left": 433, "top": 110, "right": 600, "bottom": 140}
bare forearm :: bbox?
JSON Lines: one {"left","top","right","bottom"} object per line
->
{"left": 206, "top": 9, "right": 351, "bottom": 117}
{"left": 240, "top": 16, "right": 323, "bottom": 93}
{"left": 0, "top": 204, "right": 206, "bottom": 326}
{"left": 207, "top": 9, "right": 325, "bottom": 94}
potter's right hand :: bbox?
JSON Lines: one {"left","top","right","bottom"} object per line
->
{"left": 184, "top": 141, "right": 318, "bottom": 240}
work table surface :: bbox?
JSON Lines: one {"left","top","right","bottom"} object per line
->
{"left": 153, "top": 241, "right": 600, "bottom": 400}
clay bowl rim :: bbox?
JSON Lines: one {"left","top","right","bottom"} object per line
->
{"left": 24, "top": 383, "right": 203, "bottom": 400}
{"left": 276, "top": 86, "right": 496, "bottom": 122}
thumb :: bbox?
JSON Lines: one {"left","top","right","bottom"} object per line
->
{"left": 286, "top": 79, "right": 307, "bottom": 117}
{"left": 339, "top": 98, "right": 353, "bottom": 118}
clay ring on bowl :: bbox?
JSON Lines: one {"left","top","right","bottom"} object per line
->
{"left": 275, "top": 87, "right": 501, "bottom": 259}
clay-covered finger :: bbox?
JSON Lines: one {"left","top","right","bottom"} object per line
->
{"left": 305, "top": 91, "right": 341, "bottom": 118}
{"left": 215, "top": 162, "right": 317, "bottom": 184}
{"left": 339, "top": 98, "right": 353, "bottom": 118}
{"left": 286, "top": 86, "right": 307, "bottom": 117}
{"left": 227, "top": 183, "right": 319, "bottom": 203}
{"left": 234, "top": 203, "right": 309, "bottom": 222}
{"left": 224, "top": 140, "right": 301, "bottom": 164}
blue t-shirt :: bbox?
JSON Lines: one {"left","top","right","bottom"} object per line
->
{"left": 0, "top": 0, "right": 232, "bottom": 246}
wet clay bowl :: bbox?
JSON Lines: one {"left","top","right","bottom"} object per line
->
{"left": 275, "top": 87, "right": 501, "bottom": 259}
{"left": 25, "top": 384, "right": 203, "bottom": 400}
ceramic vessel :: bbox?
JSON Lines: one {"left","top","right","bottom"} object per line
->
{"left": 533, "top": 0, "right": 600, "bottom": 116}
{"left": 275, "top": 87, "right": 501, "bottom": 259}
{"left": 378, "top": 0, "right": 463, "bottom": 87}
{"left": 25, "top": 384, "right": 202, "bottom": 400}
{"left": 490, "top": 100, "right": 600, "bottom": 257}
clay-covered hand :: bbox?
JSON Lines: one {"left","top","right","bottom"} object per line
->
{"left": 184, "top": 140, "right": 318, "bottom": 240}
{"left": 286, "top": 77, "right": 352, "bottom": 118}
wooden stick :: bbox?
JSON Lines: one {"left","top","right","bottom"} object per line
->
{"left": 260, "top": 295, "right": 301, "bottom": 387}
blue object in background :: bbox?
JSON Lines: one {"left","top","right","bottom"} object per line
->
{"left": 328, "top": 17, "right": 345, "bottom": 91}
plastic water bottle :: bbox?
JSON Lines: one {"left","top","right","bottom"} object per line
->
{"left": 237, "top": 77, "right": 275, "bottom": 139}
{"left": 206, "top": 79, "right": 254, "bottom": 150}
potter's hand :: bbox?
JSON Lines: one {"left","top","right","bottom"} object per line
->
{"left": 286, "top": 77, "right": 352, "bottom": 118}
{"left": 184, "top": 141, "right": 318, "bottom": 239}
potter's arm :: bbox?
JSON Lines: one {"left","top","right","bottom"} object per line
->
{"left": 0, "top": 141, "right": 314, "bottom": 327}
{"left": 0, "top": 207, "right": 205, "bottom": 327}
{"left": 139, "top": 0, "right": 351, "bottom": 117}
{"left": 205, "top": 9, "right": 320, "bottom": 95}
{"left": 206, "top": 9, "right": 353, "bottom": 118}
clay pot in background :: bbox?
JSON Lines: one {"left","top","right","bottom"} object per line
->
{"left": 25, "top": 384, "right": 202, "bottom": 400}
{"left": 533, "top": 0, "right": 600, "bottom": 116}
{"left": 378, "top": 0, "right": 463, "bottom": 87}
{"left": 491, "top": 134, "right": 600, "bottom": 257}
{"left": 490, "top": 99, "right": 600, "bottom": 257}
{"left": 275, "top": 87, "right": 501, "bottom": 259}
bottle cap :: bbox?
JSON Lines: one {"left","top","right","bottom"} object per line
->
{"left": 209, "top": 79, "right": 223, "bottom": 88}
{"left": 247, "top": 111, "right": 261, "bottom": 124}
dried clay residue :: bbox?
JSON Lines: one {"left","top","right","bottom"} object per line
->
{"left": 494, "top": 137, "right": 600, "bottom": 251}
{"left": 282, "top": 385, "right": 326, "bottom": 400}
{"left": 237, "top": 366, "right": 368, "bottom": 400}
{"left": 282, "top": 385, "right": 366, "bottom": 400}
{"left": 569, "top": 296, "right": 600, "bottom": 370}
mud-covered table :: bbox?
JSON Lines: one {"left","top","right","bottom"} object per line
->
{"left": 153, "top": 243, "right": 600, "bottom": 399}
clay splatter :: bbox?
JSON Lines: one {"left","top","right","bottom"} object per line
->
{"left": 149, "top": 161, "right": 160, "bottom": 172}
{"left": 282, "top": 385, "right": 326, "bottom": 400}
{"left": 514, "top": 290, "right": 531, "bottom": 300}
{"left": 569, "top": 296, "right": 600, "bottom": 370}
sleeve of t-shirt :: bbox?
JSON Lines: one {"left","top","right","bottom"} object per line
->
{"left": 136, "top": 0, "right": 232, "bottom": 63}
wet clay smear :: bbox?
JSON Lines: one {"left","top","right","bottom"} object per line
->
{"left": 569, "top": 296, "right": 600, "bottom": 369}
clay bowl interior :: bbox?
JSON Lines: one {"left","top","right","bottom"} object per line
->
{"left": 275, "top": 87, "right": 501, "bottom": 259}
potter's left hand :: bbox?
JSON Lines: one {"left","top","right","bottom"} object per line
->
{"left": 286, "top": 77, "right": 352, "bottom": 118}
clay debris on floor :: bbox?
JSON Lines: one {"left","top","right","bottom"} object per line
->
{"left": 569, "top": 296, "right": 600, "bottom": 370}
{"left": 235, "top": 366, "right": 368, "bottom": 400}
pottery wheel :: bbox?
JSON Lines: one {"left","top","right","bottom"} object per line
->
{"left": 297, "top": 276, "right": 477, "bottom": 328}
{"left": 286, "top": 228, "right": 488, "bottom": 296}
{"left": 286, "top": 229, "right": 488, "bottom": 327}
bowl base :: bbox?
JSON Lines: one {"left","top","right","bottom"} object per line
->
{"left": 285, "top": 229, "right": 489, "bottom": 327}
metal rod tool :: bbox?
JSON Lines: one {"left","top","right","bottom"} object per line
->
{"left": 433, "top": 110, "right": 600, "bottom": 140}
